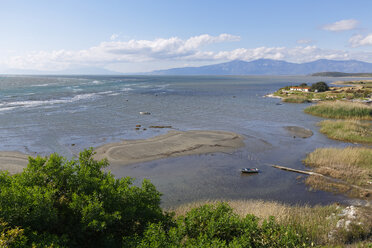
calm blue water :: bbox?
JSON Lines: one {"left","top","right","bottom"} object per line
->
{"left": 0, "top": 75, "right": 365, "bottom": 207}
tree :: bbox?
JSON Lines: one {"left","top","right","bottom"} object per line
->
{"left": 0, "top": 149, "right": 168, "bottom": 247}
{"left": 299, "top": 83, "right": 308, "bottom": 87}
{"left": 311, "top": 81, "right": 329, "bottom": 92}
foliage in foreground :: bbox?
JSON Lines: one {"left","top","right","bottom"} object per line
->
{"left": 0, "top": 150, "right": 371, "bottom": 247}
{"left": 304, "top": 101, "right": 372, "bottom": 120}
{"left": 318, "top": 120, "right": 372, "bottom": 144}
{"left": 137, "top": 203, "right": 311, "bottom": 248}
{"left": 0, "top": 149, "right": 167, "bottom": 247}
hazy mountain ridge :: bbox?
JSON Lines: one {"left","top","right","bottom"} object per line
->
{"left": 311, "top": 72, "right": 372, "bottom": 77}
{"left": 150, "top": 59, "right": 372, "bottom": 75}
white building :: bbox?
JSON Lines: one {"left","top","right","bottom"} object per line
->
{"left": 289, "top": 86, "right": 310, "bottom": 92}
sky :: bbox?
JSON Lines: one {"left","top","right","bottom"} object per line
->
{"left": 1, "top": 0, "right": 372, "bottom": 73}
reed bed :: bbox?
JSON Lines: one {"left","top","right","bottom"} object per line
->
{"left": 318, "top": 120, "right": 372, "bottom": 144}
{"left": 303, "top": 147, "right": 372, "bottom": 186}
{"left": 304, "top": 101, "right": 372, "bottom": 119}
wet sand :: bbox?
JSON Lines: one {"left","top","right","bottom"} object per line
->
{"left": 94, "top": 130, "right": 245, "bottom": 165}
{"left": 0, "top": 151, "right": 30, "bottom": 174}
{"left": 284, "top": 126, "right": 313, "bottom": 138}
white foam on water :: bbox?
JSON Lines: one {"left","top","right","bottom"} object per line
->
{"left": 121, "top": 87, "right": 133, "bottom": 92}
{"left": 0, "top": 93, "right": 99, "bottom": 110}
{"left": 0, "top": 107, "right": 17, "bottom": 112}
{"left": 98, "top": 91, "right": 114, "bottom": 95}
{"left": 33, "top": 83, "right": 50, "bottom": 87}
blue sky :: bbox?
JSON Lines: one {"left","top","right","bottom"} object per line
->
{"left": 1, "top": 0, "right": 372, "bottom": 73}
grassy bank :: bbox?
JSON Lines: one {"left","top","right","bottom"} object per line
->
{"left": 304, "top": 101, "right": 372, "bottom": 120}
{"left": 169, "top": 200, "right": 372, "bottom": 246}
{"left": 303, "top": 147, "right": 372, "bottom": 199}
{"left": 333, "top": 80, "right": 372, "bottom": 86}
{"left": 318, "top": 120, "right": 372, "bottom": 144}
{"left": 282, "top": 96, "right": 309, "bottom": 103}
{"left": 273, "top": 83, "right": 372, "bottom": 103}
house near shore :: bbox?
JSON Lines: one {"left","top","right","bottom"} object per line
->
{"left": 289, "top": 86, "right": 310, "bottom": 92}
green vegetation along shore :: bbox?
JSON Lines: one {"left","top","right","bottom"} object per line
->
{"left": 272, "top": 81, "right": 372, "bottom": 103}
{"left": 0, "top": 150, "right": 371, "bottom": 247}
{"left": 318, "top": 120, "right": 372, "bottom": 144}
{"left": 304, "top": 101, "right": 372, "bottom": 120}
{"left": 303, "top": 147, "right": 372, "bottom": 199}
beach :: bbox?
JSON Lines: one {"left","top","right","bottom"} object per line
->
{"left": 94, "top": 130, "right": 245, "bottom": 165}
{"left": 0, "top": 151, "right": 29, "bottom": 174}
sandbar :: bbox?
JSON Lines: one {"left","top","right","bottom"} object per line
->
{"left": 0, "top": 151, "right": 30, "bottom": 174}
{"left": 94, "top": 130, "right": 245, "bottom": 166}
{"left": 284, "top": 126, "right": 313, "bottom": 138}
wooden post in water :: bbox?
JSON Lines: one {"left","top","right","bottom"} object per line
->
{"left": 268, "top": 164, "right": 323, "bottom": 176}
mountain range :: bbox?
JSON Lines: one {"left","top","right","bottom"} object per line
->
{"left": 2, "top": 59, "right": 372, "bottom": 76}
{"left": 150, "top": 59, "right": 372, "bottom": 75}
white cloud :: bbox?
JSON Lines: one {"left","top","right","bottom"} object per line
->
{"left": 3, "top": 33, "right": 372, "bottom": 72}
{"left": 349, "top": 33, "right": 372, "bottom": 47}
{"left": 193, "top": 45, "right": 354, "bottom": 63}
{"left": 4, "top": 34, "right": 241, "bottom": 70}
{"left": 110, "top": 34, "right": 119, "bottom": 41}
{"left": 322, "top": 19, "right": 358, "bottom": 31}
{"left": 296, "top": 39, "right": 313, "bottom": 44}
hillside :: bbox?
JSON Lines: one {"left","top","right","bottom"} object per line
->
{"left": 311, "top": 72, "right": 372, "bottom": 77}
{"left": 150, "top": 59, "right": 372, "bottom": 75}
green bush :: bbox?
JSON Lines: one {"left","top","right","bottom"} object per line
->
{"left": 0, "top": 220, "right": 27, "bottom": 248}
{"left": 4, "top": 151, "right": 366, "bottom": 247}
{"left": 138, "top": 203, "right": 311, "bottom": 247}
{"left": 0, "top": 149, "right": 167, "bottom": 247}
{"left": 311, "top": 82, "right": 329, "bottom": 92}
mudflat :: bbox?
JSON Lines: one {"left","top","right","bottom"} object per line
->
{"left": 94, "top": 130, "right": 245, "bottom": 165}
{"left": 0, "top": 151, "right": 30, "bottom": 174}
{"left": 284, "top": 126, "right": 313, "bottom": 138}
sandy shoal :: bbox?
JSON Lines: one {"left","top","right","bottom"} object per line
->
{"left": 0, "top": 151, "right": 30, "bottom": 174}
{"left": 283, "top": 126, "right": 313, "bottom": 138}
{"left": 94, "top": 130, "right": 245, "bottom": 166}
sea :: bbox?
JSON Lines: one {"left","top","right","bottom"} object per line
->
{"left": 0, "top": 75, "right": 367, "bottom": 207}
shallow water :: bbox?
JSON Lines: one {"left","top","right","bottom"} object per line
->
{"left": 0, "top": 75, "right": 367, "bottom": 207}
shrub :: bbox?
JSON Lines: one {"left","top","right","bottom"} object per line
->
{"left": 0, "top": 149, "right": 167, "bottom": 247}
{"left": 138, "top": 203, "right": 311, "bottom": 247}
{"left": 311, "top": 81, "right": 329, "bottom": 92}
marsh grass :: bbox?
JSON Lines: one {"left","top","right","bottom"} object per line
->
{"left": 167, "top": 200, "right": 372, "bottom": 245}
{"left": 318, "top": 120, "right": 372, "bottom": 144}
{"left": 303, "top": 147, "right": 372, "bottom": 187}
{"left": 304, "top": 101, "right": 372, "bottom": 119}
{"left": 282, "top": 96, "right": 310, "bottom": 103}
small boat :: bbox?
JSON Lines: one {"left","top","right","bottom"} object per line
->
{"left": 139, "top": 112, "right": 151, "bottom": 115}
{"left": 241, "top": 168, "right": 259, "bottom": 174}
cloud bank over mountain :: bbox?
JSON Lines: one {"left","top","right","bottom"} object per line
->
{"left": 2, "top": 33, "right": 372, "bottom": 74}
